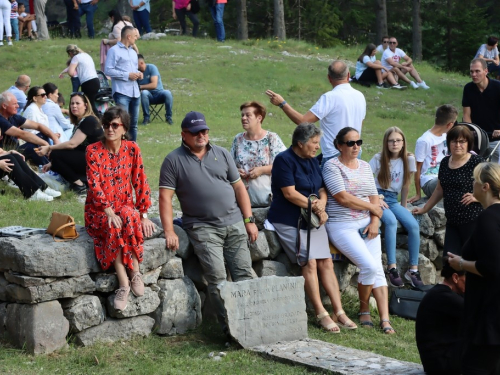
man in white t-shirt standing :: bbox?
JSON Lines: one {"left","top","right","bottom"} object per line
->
{"left": 265, "top": 60, "right": 366, "bottom": 167}
{"left": 409, "top": 105, "right": 456, "bottom": 203}
{"left": 381, "top": 36, "right": 430, "bottom": 90}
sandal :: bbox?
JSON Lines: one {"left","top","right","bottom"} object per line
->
{"left": 316, "top": 311, "right": 340, "bottom": 334}
{"left": 380, "top": 319, "right": 396, "bottom": 334}
{"left": 333, "top": 310, "right": 357, "bottom": 330}
{"left": 358, "top": 311, "right": 374, "bottom": 328}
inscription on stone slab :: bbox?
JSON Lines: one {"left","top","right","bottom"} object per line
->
{"left": 217, "top": 276, "right": 307, "bottom": 348}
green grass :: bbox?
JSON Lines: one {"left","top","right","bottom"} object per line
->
{"left": 0, "top": 35, "right": 465, "bottom": 370}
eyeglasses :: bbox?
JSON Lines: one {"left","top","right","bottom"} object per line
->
{"left": 387, "top": 139, "right": 403, "bottom": 144}
{"left": 70, "top": 92, "right": 85, "bottom": 97}
{"left": 103, "top": 122, "right": 124, "bottom": 130}
{"left": 340, "top": 140, "right": 363, "bottom": 147}
{"left": 450, "top": 139, "right": 467, "bottom": 145}
{"left": 389, "top": 41, "right": 397, "bottom": 44}
{"left": 36, "top": 93, "right": 47, "bottom": 97}
{"left": 184, "top": 129, "right": 209, "bottom": 136}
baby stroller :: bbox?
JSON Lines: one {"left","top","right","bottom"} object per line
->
{"left": 95, "top": 70, "right": 114, "bottom": 116}
{"left": 456, "top": 122, "right": 500, "bottom": 161}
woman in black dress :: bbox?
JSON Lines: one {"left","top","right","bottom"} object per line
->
{"left": 448, "top": 162, "right": 500, "bottom": 375}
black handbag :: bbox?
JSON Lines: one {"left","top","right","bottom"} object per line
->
{"left": 389, "top": 288, "right": 427, "bottom": 320}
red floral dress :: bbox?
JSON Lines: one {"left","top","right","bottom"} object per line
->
{"left": 85, "top": 141, "right": 152, "bottom": 271}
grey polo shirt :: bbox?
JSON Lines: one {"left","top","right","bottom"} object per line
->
{"left": 159, "top": 142, "right": 243, "bottom": 229}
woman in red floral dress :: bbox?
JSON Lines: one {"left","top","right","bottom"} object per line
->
{"left": 85, "top": 106, "right": 155, "bottom": 312}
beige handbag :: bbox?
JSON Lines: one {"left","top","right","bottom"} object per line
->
{"left": 46, "top": 212, "right": 79, "bottom": 242}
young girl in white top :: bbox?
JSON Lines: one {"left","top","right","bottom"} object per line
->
{"left": 369, "top": 127, "right": 422, "bottom": 287}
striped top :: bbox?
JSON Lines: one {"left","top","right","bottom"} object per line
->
{"left": 11, "top": 1, "right": 18, "bottom": 19}
{"left": 323, "top": 157, "right": 378, "bottom": 222}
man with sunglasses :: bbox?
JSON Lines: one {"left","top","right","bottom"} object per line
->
{"left": 375, "top": 35, "right": 389, "bottom": 54}
{"left": 159, "top": 111, "right": 257, "bottom": 337}
{"left": 381, "top": 37, "right": 430, "bottom": 90}
{"left": 6, "top": 75, "right": 31, "bottom": 114}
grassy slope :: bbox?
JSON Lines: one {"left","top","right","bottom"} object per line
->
{"left": 0, "top": 36, "right": 468, "bottom": 372}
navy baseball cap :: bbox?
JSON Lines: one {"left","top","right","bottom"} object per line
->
{"left": 181, "top": 111, "right": 210, "bottom": 133}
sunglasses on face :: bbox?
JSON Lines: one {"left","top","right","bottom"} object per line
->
{"left": 185, "top": 129, "right": 209, "bottom": 136}
{"left": 103, "top": 122, "right": 124, "bottom": 130}
{"left": 36, "top": 93, "right": 47, "bottom": 97}
{"left": 340, "top": 139, "right": 363, "bottom": 147}
{"left": 389, "top": 41, "right": 397, "bottom": 44}
{"left": 383, "top": 40, "right": 389, "bottom": 43}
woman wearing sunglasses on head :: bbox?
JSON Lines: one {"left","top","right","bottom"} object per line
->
{"left": 36, "top": 92, "right": 103, "bottom": 195}
{"left": 85, "top": 106, "right": 154, "bottom": 312}
{"left": 323, "top": 127, "right": 395, "bottom": 334}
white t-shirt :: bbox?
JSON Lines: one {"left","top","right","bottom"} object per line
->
{"left": 71, "top": 53, "right": 98, "bottom": 84}
{"left": 20, "top": 12, "right": 37, "bottom": 32}
{"left": 475, "top": 44, "right": 499, "bottom": 60}
{"left": 376, "top": 44, "right": 385, "bottom": 53}
{"left": 309, "top": 83, "right": 366, "bottom": 158}
{"left": 369, "top": 153, "right": 417, "bottom": 193}
{"left": 355, "top": 55, "right": 376, "bottom": 80}
{"left": 415, "top": 130, "right": 448, "bottom": 187}
{"left": 381, "top": 48, "right": 407, "bottom": 71}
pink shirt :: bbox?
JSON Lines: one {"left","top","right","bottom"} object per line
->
{"left": 174, "top": 0, "right": 191, "bottom": 9}
{"left": 217, "top": 0, "right": 227, "bottom": 3}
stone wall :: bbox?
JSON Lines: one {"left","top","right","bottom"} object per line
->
{"left": 0, "top": 200, "right": 445, "bottom": 354}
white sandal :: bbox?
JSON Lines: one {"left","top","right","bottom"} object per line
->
{"left": 316, "top": 311, "right": 340, "bottom": 334}
{"left": 334, "top": 309, "right": 358, "bottom": 330}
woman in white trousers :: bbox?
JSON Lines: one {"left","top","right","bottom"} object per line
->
{"left": 0, "top": 0, "right": 12, "bottom": 46}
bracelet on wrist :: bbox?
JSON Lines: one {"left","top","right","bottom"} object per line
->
{"left": 459, "top": 258, "right": 464, "bottom": 271}
{"left": 278, "top": 100, "right": 287, "bottom": 109}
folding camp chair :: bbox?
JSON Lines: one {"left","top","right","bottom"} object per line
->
{"left": 149, "top": 103, "right": 165, "bottom": 122}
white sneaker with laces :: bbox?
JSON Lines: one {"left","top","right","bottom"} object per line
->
{"left": 7, "top": 41, "right": 12, "bottom": 46}
{"left": 418, "top": 81, "right": 430, "bottom": 89}
{"left": 43, "top": 187, "right": 62, "bottom": 198}
{"left": 29, "top": 189, "right": 53, "bottom": 201}
{"left": 410, "top": 81, "right": 419, "bottom": 89}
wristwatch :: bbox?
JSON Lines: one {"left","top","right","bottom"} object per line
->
{"left": 141, "top": 213, "right": 148, "bottom": 219}
{"left": 244, "top": 216, "right": 255, "bottom": 224}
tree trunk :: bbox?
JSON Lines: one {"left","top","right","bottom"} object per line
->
{"left": 273, "top": 0, "right": 286, "bottom": 40}
{"left": 375, "top": 0, "right": 388, "bottom": 43}
{"left": 116, "top": 0, "right": 133, "bottom": 20}
{"left": 412, "top": 0, "right": 423, "bottom": 61}
{"left": 236, "top": 0, "right": 248, "bottom": 40}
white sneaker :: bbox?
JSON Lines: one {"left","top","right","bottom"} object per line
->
{"left": 418, "top": 81, "right": 430, "bottom": 89}
{"left": 0, "top": 42, "right": 4, "bottom": 46}
{"left": 7, "top": 41, "right": 12, "bottom": 46}
{"left": 29, "top": 189, "right": 53, "bottom": 202}
{"left": 391, "top": 84, "right": 407, "bottom": 90}
{"left": 410, "top": 81, "right": 419, "bottom": 89}
{"left": 43, "top": 187, "right": 62, "bottom": 198}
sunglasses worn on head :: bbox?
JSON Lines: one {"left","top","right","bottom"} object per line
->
{"left": 340, "top": 140, "right": 363, "bottom": 147}
{"left": 70, "top": 92, "right": 85, "bottom": 97}
{"left": 103, "top": 122, "right": 124, "bottom": 130}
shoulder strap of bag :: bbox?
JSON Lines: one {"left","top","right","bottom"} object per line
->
{"left": 52, "top": 222, "right": 79, "bottom": 242}
{"left": 296, "top": 198, "right": 312, "bottom": 267}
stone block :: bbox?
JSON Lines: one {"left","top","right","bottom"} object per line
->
{"left": 144, "top": 222, "right": 164, "bottom": 240}
{"left": 428, "top": 207, "right": 447, "bottom": 228}
{"left": 433, "top": 254, "right": 444, "bottom": 271}
{"left": 274, "top": 253, "right": 301, "bottom": 276}
{"left": 264, "top": 229, "right": 283, "bottom": 259}
{"left": 4, "top": 271, "right": 57, "bottom": 287}
{"left": 417, "top": 213, "right": 434, "bottom": 237}
{"left": 0, "top": 302, "right": 7, "bottom": 336}
{"left": 140, "top": 238, "right": 174, "bottom": 274}
{"left": 61, "top": 295, "right": 105, "bottom": 333}
{"left": 6, "top": 300, "right": 69, "bottom": 354}
{"left": 252, "top": 207, "right": 270, "bottom": 230}
{"left": 143, "top": 267, "right": 162, "bottom": 285}
{"left": 253, "top": 260, "right": 289, "bottom": 277}
{"left": 93, "top": 273, "right": 118, "bottom": 292}
{"left": 420, "top": 237, "right": 439, "bottom": 262}
{"left": 0, "top": 273, "right": 10, "bottom": 302}
{"left": 333, "top": 262, "right": 358, "bottom": 292}
{"left": 395, "top": 234, "right": 408, "bottom": 249}
{"left": 433, "top": 228, "right": 446, "bottom": 248}
{"left": 6, "top": 274, "right": 95, "bottom": 304}
{"left": 74, "top": 316, "right": 155, "bottom": 347}
{"left": 0, "top": 227, "right": 101, "bottom": 277}
{"left": 182, "top": 255, "right": 208, "bottom": 291}
{"left": 160, "top": 257, "right": 184, "bottom": 279}
{"left": 249, "top": 231, "right": 270, "bottom": 261}
{"left": 173, "top": 224, "right": 194, "bottom": 260}
{"left": 152, "top": 276, "right": 202, "bottom": 335}
{"left": 107, "top": 287, "right": 161, "bottom": 318}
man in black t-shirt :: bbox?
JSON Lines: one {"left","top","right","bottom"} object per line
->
{"left": 462, "top": 58, "right": 500, "bottom": 162}
{"left": 0, "top": 91, "right": 60, "bottom": 165}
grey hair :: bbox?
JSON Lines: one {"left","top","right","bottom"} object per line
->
{"left": 328, "top": 60, "right": 349, "bottom": 81}
{"left": 0, "top": 91, "right": 14, "bottom": 107}
{"left": 292, "top": 123, "right": 322, "bottom": 147}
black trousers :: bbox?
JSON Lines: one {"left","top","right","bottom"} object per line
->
{"left": 175, "top": 8, "right": 199, "bottom": 37}
{"left": 64, "top": 0, "right": 81, "bottom": 38}
{"left": 443, "top": 221, "right": 476, "bottom": 256}
{"left": 0, "top": 153, "right": 46, "bottom": 198}
{"left": 50, "top": 149, "right": 86, "bottom": 185}
{"left": 462, "top": 344, "right": 500, "bottom": 375}
{"left": 81, "top": 77, "right": 100, "bottom": 117}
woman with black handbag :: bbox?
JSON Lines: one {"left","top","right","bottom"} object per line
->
{"left": 267, "top": 123, "right": 357, "bottom": 334}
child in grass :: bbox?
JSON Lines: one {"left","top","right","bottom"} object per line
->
{"left": 369, "top": 126, "right": 422, "bottom": 287}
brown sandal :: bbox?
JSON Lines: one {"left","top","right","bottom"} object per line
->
{"left": 333, "top": 309, "right": 357, "bottom": 330}
{"left": 317, "top": 311, "right": 340, "bottom": 334}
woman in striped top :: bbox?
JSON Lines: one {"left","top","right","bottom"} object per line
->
{"left": 323, "top": 127, "right": 394, "bottom": 334}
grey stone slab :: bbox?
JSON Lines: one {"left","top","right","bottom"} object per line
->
{"left": 6, "top": 274, "right": 96, "bottom": 304}
{"left": 143, "top": 267, "right": 162, "bottom": 285}
{"left": 4, "top": 271, "right": 57, "bottom": 287}
{"left": 152, "top": 276, "right": 202, "bottom": 335}
{"left": 5, "top": 300, "right": 69, "bottom": 354}
{"left": 0, "top": 302, "right": 7, "bottom": 336}
{"left": 416, "top": 213, "right": 434, "bottom": 237}
{"left": 249, "top": 231, "right": 270, "bottom": 261}
{"left": 250, "top": 339, "right": 424, "bottom": 375}
{"left": 93, "top": 273, "right": 118, "bottom": 292}
{"left": 264, "top": 229, "right": 283, "bottom": 259}
{"left": 74, "top": 316, "right": 155, "bottom": 347}
{"left": 252, "top": 207, "right": 270, "bottom": 230}
{"left": 140, "top": 238, "right": 174, "bottom": 274}
{"left": 253, "top": 260, "right": 289, "bottom": 277}
{"left": 61, "top": 295, "right": 105, "bottom": 332}
{"left": 428, "top": 207, "right": 446, "bottom": 228}
{"left": 159, "top": 257, "right": 184, "bottom": 279}
{"left": 218, "top": 276, "right": 307, "bottom": 348}
{"left": 333, "top": 262, "right": 358, "bottom": 292}
{"left": 433, "top": 228, "right": 445, "bottom": 248}
{"left": 107, "top": 287, "right": 160, "bottom": 318}
{"left": 0, "top": 273, "right": 10, "bottom": 302}
{"left": 143, "top": 223, "right": 163, "bottom": 240}
{"left": 419, "top": 238, "right": 439, "bottom": 262}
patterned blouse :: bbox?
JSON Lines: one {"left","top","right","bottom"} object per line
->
{"left": 230, "top": 131, "right": 286, "bottom": 171}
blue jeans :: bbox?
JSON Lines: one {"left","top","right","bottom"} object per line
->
{"left": 113, "top": 92, "right": 139, "bottom": 142}
{"left": 71, "top": 76, "right": 81, "bottom": 94}
{"left": 378, "top": 189, "right": 420, "bottom": 267}
{"left": 209, "top": 4, "right": 225, "bottom": 41}
{"left": 133, "top": 9, "right": 152, "bottom": 35}
{"left": 78, "top": 2, "right": 97, "bottom": 38}
{"left": 18, "top": 133, "right": 50, "bottom": 166}
{"left": 140, "top": 89, "right": 173, "bottom": 120}
{"left": 11, "top": 18, "right": 19, "bottom": 41}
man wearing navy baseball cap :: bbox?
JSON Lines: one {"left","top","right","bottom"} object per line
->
{"left": 159, "top": 111, "right": 258, "bottom": 336}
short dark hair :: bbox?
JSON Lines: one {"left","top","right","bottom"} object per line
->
{"left": 441, "top": 260, "right": 465, "bottom": 278}
{"left": 101, "top": 106, "right": 130, "bottom": 142}
{"left": 333, "top": 127, "right": 358, "bottom": 150}
{"left": 487, "top": 36, "right": 499, "bottom": 47}
{"left": 435, "top": 104, "right": 458, "bottom": 126}
{"left": 121, "top": 25, "right": 134, "bottom": 40}
{"left": 447, "top": 125, "right": 474, "bottom": 152}
{"left": 381, "top": 35, "right": 389, "bottom": 42}
{"left": 137, "top": 54, "right": 145, "bottom": 60}
{"left": 43, "top": 82, "right": 58, "bottom": 96}
{"left": 292, "top": 123, "right": 321, "bottom": 147}
{"left": 240, "top": 101, "right": 266, "bottom": 123}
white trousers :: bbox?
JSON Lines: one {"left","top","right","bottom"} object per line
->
{"left": 326, "top": 216, "right": 387, "bottom": 288}
{"left": 0, "top": 0, "right": 12, "bottom": 40}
